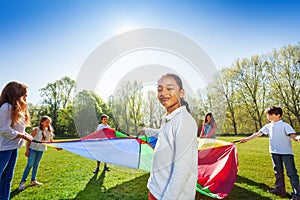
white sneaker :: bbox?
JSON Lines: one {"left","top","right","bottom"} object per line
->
{"left": 30, "top": 180, "right": 43, "bottom": 186}
{"left": 18, "top": 181, "right": 25, "bottom": 191}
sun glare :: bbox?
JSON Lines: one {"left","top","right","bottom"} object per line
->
{"left": 114, "top": 24, "right": 136, "bottom": 34}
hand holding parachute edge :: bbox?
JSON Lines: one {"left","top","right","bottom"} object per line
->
{"left": 295, "top": 135, "right": 300, "bottom": 142}
{"left": 235, "top": 138, "right": 249, "bottom": 143}
{"left": 32, "top": 140, "right": 62, "bottom": 150}
{"left": 32, "top": 139, "right": 43, "bottom": 143}
{"left": 136, "top": 129, "right": 146, "bottom": 138}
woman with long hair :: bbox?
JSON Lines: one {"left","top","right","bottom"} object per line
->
{"left": 0, "top": 81, "right": 32, "bottom": 199}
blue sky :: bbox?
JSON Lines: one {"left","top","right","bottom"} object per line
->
{"left": 1, "top": 0, "right": 299, "bottom": 104}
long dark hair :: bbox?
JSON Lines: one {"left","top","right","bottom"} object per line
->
{"left": 0, "top": 81, "right": 30, "bottom": 126}
{"left": 203, "top": 112, "right": 216, "bottom": 128}
{"left": 160, "top": 73, "right": 191, "bottom": 113}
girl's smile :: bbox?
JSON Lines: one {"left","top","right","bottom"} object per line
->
{"left": 157, "top": 76, "right": 184, "bottom": 114}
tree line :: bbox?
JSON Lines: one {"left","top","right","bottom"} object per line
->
{"left": 217, "top": 43, "right": 300, "bottom": 134}
{"left": 28, "top": 43, "right": 300, "bottom": 136}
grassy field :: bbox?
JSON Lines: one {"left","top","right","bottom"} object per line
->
{"left": 10, "top": 136, "right": 300, "bottom": 200}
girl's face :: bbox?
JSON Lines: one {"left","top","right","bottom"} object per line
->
{"left": 206, "top": 115, "right": 211, "bottom": 122}
{"left": 41, "top": 119, "right": 51, "bottom": 128}
{"left": 157, "top": 76, "right": 184, "bottom": 114}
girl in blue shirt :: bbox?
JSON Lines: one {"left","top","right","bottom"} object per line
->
{"left": 200, "top": 112, "right": 217, "bottom": 139}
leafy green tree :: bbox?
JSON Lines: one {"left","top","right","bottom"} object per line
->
{"left": 111, "top": 81, "right": 143, "bottom": 135}
{"left": 219, "top": 67, "right": 240, "bottom": 134}
{"left": 56, "top": 105, "right": 77, "bottom": 136}
{"left": 39, "top": 76, "right": 75, "bottom": 135}
{"left": 187, "top": 90, "right": 207, "bottom": 129}
{"left": 266, "top": 44, "right": 300, "bottom": 128}
{"left": 232, "top": 56, "right": 268, "bottom": 132}
{"left": 73, "top": 90, "right": 108, "bottom": 137}
{"left": 128, "top": 81, "right": 143, "bottom": 134}
{"left": 110, "top": 83, "right": 130, "bottom": 133}
{"left": 205, "top": 74, "right": 228, "bottom": 134}
{"left": 142, "top": 90, "right": 165, "bottom": 129}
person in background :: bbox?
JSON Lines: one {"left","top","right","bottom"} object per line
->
{"left": 0, "top": 81, "right": 33, "bottom": 200}
{"left": 93, "top": 114, "right": 110, "bottom": 173}
{"left": 240, "top": 106, "right": 300, "bottom": 200}
{"left": 200, "top": 112, "right": 217, "bottom": 139}
{"left": 18, "top": 116, "right": 56, "bottom": 191}
{"left": 142, "top": 73, "right": 198, "bottom": 200}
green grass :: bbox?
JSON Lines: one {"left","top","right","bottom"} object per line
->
{"left": 10, "top": 136, "right": 300, "bottom": 200}
{"left": 218, "top": 136, "right": 300, "bottom": 200}
{"left": 11, "top": 148, "right": 149, "bottom": 200}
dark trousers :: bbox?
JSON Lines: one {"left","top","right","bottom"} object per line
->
{"left": 271, "top": 154, "right": 300, "bottom": 195}
{"left": 0, "top": 149, "right": 18, "bottom": 200}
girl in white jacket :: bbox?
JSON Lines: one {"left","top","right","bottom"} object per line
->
{"left": 144, "top": 73, "right": 198, "bottom": 200}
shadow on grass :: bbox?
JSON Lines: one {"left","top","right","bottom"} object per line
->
{"left": 195, "top": 175, "right": 273, "bottom": 200}
{"left": 235, "top": 175, "right": 273, "bottom": 191}
{"left": 10, "top": 187, "right": 22, "bottom": 199}
{"left": 72, "top": 171, "right": 149, "bottom": 200}
{"left": 67, "top": 173, "right": 279, "bottom": 200}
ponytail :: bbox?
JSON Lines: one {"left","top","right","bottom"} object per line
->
{"left": 180, "top": 98, "right": 191, "bottom": 113}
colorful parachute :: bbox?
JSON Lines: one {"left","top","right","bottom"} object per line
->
{"left": 46, "top": 128, "right": 156, "bottom": 171}
{"left": 197, "top": 138, "right": 238, "bottom": 199}
{"left": 44, "top": 128, "right": 237, "bottom": 199}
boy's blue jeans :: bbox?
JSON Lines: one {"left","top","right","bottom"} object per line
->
{"left": 271, "top": 153, "right": 300, "bottom": 196}
{"left": 21, "top": 149, "right": 44, "bottom": 182}
{"left": 0, "top": 149, "right": 18, "bottom": 200}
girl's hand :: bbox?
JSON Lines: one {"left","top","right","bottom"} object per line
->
{"left": 138, "top": 130, "right": 145, "bottom": 135}
{"left": 240, "top": 138, "right": 247, "bottom": 143}
{"left": 25, "top": 133, "right": 33, "bottom": 141}
{"left": 25, "top": 148, "right": 30, "bottom": 157}
{"left": 19, "top": 133, "right": 33, "bottom": 142}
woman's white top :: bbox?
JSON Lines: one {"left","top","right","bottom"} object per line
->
{"left": 0, "top": 103, "right": 26, "bottom": 151}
